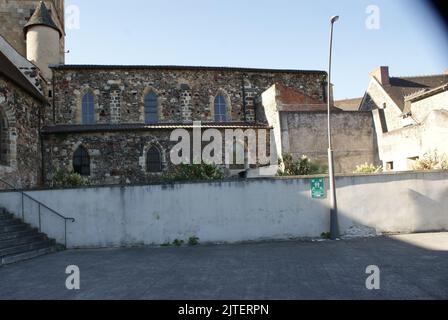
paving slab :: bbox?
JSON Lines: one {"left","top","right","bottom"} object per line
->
{"left": 0, "top": 233, "right": 447, "bottom": 299}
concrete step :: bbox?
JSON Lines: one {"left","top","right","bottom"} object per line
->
{"left": 0, "top": 213, "right": 14, "bottom": 221}
{"left": 1, "top": 246, "right": 57, "bottom": 266}
{"left": 0, "top": 239, "right": 55, "bottom": 257}
{"left": 0, "top": 229, "right": 38, "bottom": 241}
{"left": 0, "top": 219, "right": 22, "bottom": 227}
{"left": 0, "top": 223, "right": 31, "bottom": 234}
{"left": 0, "top": 234, "right": 47, "bottom": 249}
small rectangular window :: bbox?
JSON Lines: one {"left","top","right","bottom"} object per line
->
{"left": 386, "top": 161, "right": 394, "bottom": 171}
{"left": 48, "top": 90, "right": 53, "bottom": 98}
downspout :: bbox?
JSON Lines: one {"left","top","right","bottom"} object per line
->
{"left": 52, "top": 69, "right": 56, "bottom": 124}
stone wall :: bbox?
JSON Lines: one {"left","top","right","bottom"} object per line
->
{"left": 49, "top": 67, "right": 327, "bottom": 125}
{"left": 42, "top": 127, "right": 272, "bottom": 185}
{"left": 0, "top": 0, "right": 64, "bottom": 61}
{"left": 0, "top": 75, "right": 44, "bottom": 188}
{"left": 281, "top": 111, "right": 380, "bottom": 173}
{"left": 361, "top": 79, "right": 405, "bottom": 131}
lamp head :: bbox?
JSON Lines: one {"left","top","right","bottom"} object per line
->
{"left": 330, "top": 15, "right": 340, "bottom": 23}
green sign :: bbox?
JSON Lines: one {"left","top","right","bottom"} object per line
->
{"left": 311, "top": 178, "right": 326, "bottom": 199}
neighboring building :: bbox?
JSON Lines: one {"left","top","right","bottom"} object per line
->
{"left": 261, "top": 83, "right": 379, "bottom": 173}
{"left": 0, "top": 35, "right": 47, "bottom": 187}
{"left": 1, "top": 0, "right": 332, "bottom": 186}
{"left": 359, "top": 66, "right": 448, "bottom": 171}
{"left": 334, "top": 97, "right": 363, "bottom": 112}
{"left": 41, "top": 65, "right": 326, "bottom": 185}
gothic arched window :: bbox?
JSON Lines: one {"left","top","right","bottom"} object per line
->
{"left": 144, "top": 92, "right": 158, "bottom": 124}
{"left": 73, "top": 146, "right": 90, "bottom": 176}
{"left": 147, "top": 146, "right": 162, "bottom": 173}
{"left": 214, "top": 94, "right": 227, "bottom": 122}
{"left": 82, "top": 92, "right": 95, "bottom": 124}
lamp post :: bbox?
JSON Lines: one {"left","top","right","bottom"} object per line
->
{"left": 327, "top": 15, "right": 339, "bottom": 240}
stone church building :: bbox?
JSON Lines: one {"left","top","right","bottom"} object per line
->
{"left": 1, "top": 0, "right": 381, "bottom": 188}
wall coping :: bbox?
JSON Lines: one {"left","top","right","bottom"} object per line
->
{"left": 1, "top": 170, "right": 447, "bottom": 193}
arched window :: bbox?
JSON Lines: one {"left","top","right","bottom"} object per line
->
{"left": 144, "top": 92, "right": 158, "bottom": 124}
{"left": 147, "top": 146, "right": 162, "bottom": 173}
{"left": 82, "top": 92, "right": 95, "bottom": 124}
{"left": 73, "top": 146, "right": 90, "bottom": 176}
{"left": 214, "top": 94, "right": 227, "bottom": 122}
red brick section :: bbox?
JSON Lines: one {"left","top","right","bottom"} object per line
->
{"left": 275, "top": 83, "right": 328, "bottom": 112}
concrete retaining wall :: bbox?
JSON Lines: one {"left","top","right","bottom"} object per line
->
{"left": 0, "top": 171, "right": 447, "bottom": 248}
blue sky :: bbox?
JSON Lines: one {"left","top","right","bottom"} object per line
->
{"left": 65, "top": 0, "right": 448, "bottom": 100}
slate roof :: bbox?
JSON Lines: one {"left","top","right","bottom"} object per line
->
{"left": 50, "top": 64, "right": 327, "bottom": 75}
{"left": 0, "top": 50, "right": 46, "bottom": 103}
{"left": 24, "top": 1, "right": 62, "bottom": 37}
{"left": 334, "top": 97, "right": 363, "bottom": 111}
{"left": 383, "top": 74, "right": 448, "bottom": 111}
{"left": 41, "top": 122, "right": 272, "bottom": 134}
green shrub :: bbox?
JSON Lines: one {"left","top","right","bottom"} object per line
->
{"left": 172, "top": 239, "right": 184, "bottom": 247}
{"left": 354, "top": 163, "right": 383, "bottom": 174}
{"left": 321, "top": 232, "right": 331, "bottom": 239}
{"left": 278, "top": 154, "right": 327, "bottom": 176}
{"left": 162, "top": 163, "right": 224, "bottom": 182}
{"left": 188, "top": 236, "right": 200, "bottom": 246}
{"left": 413, "top": 150, "right": 448, "bottom": 171}
{"left": 52, "top": 169, "right": 91, "bottom": 187}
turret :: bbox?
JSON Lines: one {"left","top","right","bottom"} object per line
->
{"left": 24, "top": 1, "right": 63, "bottom": 80}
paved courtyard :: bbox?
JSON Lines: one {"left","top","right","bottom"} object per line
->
{"left": 0, "top": 232, "right": 447, "bottom": 300}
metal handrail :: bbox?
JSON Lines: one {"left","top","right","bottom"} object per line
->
{"left": 0, "top": 177, "right": 75, "bottom": 247}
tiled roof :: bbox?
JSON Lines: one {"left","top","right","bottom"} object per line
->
{"left": 334, "top": 97, "right": 363, "bottom": 111}
{"left": 384, "top": 74, "right": 448, "bottom": 111}
{"left": 24, "top": 1, "right": 62, "bottom": 37}
{"left": 50, "top": 64, "right": 326, "bottom": 75}
{"left": 41, "top": 122, "right": 272, "bottom": 134}
{"left": 0, "top": 51, "right": 46, "bottom": 103}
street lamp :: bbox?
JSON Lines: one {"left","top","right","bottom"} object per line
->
{"left": 327, "top": 15, "right": 339, "bottom": 240}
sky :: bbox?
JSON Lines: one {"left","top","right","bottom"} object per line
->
{"left": 64, "top": 0, "right": 448, "bottom": 100}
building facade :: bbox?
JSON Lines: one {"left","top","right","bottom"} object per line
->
{"left": 359, "top": 66, "right": 448, "bottom": 171}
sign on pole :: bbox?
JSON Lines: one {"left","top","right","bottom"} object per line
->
{"left": 311, "top": 178, "right": 326, "bottom": 199}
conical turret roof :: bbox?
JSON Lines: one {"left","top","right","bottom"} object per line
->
{"left": 24, "top": 1, "right": 62, "bottom": 37}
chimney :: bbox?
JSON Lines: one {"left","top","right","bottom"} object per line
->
{"left": 370, "top": 66, "right": 390, "bottom": 86}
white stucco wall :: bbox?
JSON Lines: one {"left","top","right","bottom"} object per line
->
{"left": 411, "top": 90, "right": 448, "bottom": 123}
{"left": 0, "top": 171, "right": 447, "bottom": 248}
{"left": 26, "top": 25, "right": 60, "bottom": 79}
{"left": 375, "top": 110, "right": 448, "bottom": 171}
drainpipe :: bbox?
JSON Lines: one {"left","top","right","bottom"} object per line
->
{"left": 52, "top": 70, "right": 56, "bottom": 124}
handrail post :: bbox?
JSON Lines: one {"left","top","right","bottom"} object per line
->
{"left": 64, "top": 220, "right": 67, "bottom": 248}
